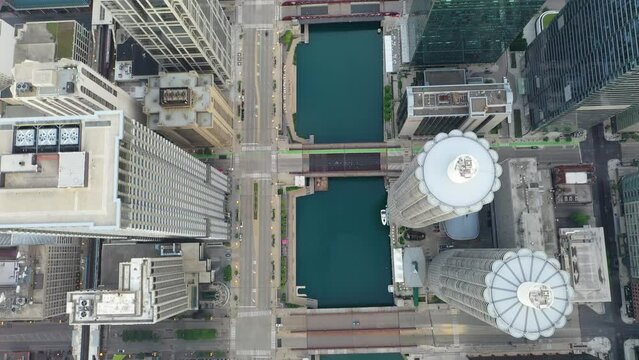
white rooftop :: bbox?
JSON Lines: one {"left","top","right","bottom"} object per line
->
{"left": 0, "top": 112, "right": 120, "bottom": 231}
{"left": 559, "top": 227, "right": 611, "bottom": 303}
{"left": 418, "top": 130, "right": 501, "bottom": 209}
{"left": 565, "top": 172, "right": 589, "bottom": 184}
{"left": 484, "top": 248, "right": 574, "bottom": 340}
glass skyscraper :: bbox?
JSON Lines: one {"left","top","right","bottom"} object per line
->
{"left": 406, "top": 0, "right": 544, "bottom": 67}
{"left": 524, "top": 0, "right": 639, "bottom": 131}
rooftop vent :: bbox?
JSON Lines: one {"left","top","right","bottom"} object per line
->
{"left": 159, "top": 87, "right": 192, "bottom": 108}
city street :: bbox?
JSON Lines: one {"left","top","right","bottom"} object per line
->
{"left": 0, "top": 323, "right": 72, "bottom": 352}
{"left": 496, "top": 144, "right": 582, "bottom": 166}
{"left": 103, "top": 318, "right": 230, "bottom": 359}
{"left": 579, "top": 124, "right": 634, "bottom": 360}
{"left": 233, "top": 0, "right": 278, "bottom": 357}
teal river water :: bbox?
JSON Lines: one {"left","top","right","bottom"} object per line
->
{"left": 295, "top": 22, "right": 384, "bottom": 143}
{"left": 294, "top": 22, "right": 398, "bottom": 360}
{"left": 296, "top": 177, "right": 393, "bottom": 308}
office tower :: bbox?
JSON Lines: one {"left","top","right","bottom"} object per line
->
{"left": 5, "top": 59, "right": 144, "bottom": 122}
{"left": 524, "top": 0, "right": 639, "bottom": 131}
{"left": 0, "top": 233, "right": 61, "bottom": 246}
{"left": 0, "top": 237, "right": 82, "bottom": 320}
{"left": 0, "top": 111, "right": 230, "bottom": 240}
{"left": 3, "top": 0, "right": 90, "bottom": 11}
{"left": 0, "top": 20, "right": 16, "bottom": 91}
{"left": 102, "top": 0, "right": 231, "bottom": 84}
{"left": 428, "top": 248, "right": 574, "bottom": 340}
{"left": 405, "top": 0, "right": 544, "bottom": 67}
{"left": 622, "top": 173, "right": 639, "bottom": 278}
{"left": 144, "top": 71, "right": 234, "bottom": 149}
{"left": 396, "top": 80, "right": 512, "bottom": 137}
{"left": 67, "top": 257, "right": 193, "bottom": 325}
{"left": 386, "top": 130, "right": 502, "bottom": 228}
{"left": 14, "top": 21, "right": 92, "bottom": 65}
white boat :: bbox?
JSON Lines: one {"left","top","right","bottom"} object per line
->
{"left": 380, "top": 209, "right": 388, "bottom": 226}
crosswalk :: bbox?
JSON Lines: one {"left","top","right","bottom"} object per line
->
{"left": 237, "top": 309, "right": 271, "bottom": 318}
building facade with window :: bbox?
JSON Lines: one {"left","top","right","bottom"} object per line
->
{"left": 102, "top": 0, "right": 231, "bottom": 85}
{"left": 14, "top": 21, "right": 92, "bottom": 65}
{"left": 404, "top": 0, "right": 544, "bottom": 67}
{"left": 428, "top": 248, "right": 574, "bottom": 340}
{"left": 0, "top": 237, "right": 82, "bottom": 321}
{"left": 524, "top": 0, "right": 639, "bottom": 131}
{"left": 622, "top": 173, "right": 639, "bottom": 278}
{"left": 396, "top": 81, "right": 512, "bottom": 137}
{"left": 67, "top": 257, "right": 194, "bottom": 325}
{"left": 144, "top": 71, "right": 234, "bottom": 149}
{"left": 0, "top": 111, "right": 230, "bottom": 240}
{"left": 5, "top": 59, "right": 144, "bottom": 123}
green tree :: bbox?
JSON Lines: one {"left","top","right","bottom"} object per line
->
{"left": 223, "top": 265, "right": 232, "bottom": 282}
{"left": 569, "top": 212, "right": 590, "bottom": 226}
{"left": 279, "top": 30, "right": 294, "bottom": 50}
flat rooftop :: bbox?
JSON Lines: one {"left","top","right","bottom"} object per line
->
{"left": 559, "top": 227, "right": 611, "bottom": 303}
{"left": 0, "top": 112, "right": 120, "bottom": 230}
{"left": 494, "top": 158, "right": 549, "bottom": 251}
{"left": 408, "top": 83, "right": 510, "bottom": 117}
{"left": 14, "top": 21, "right": 78, "bottom": 64}
{"left": 145, "top": 72, "right": 216, "bottom": 128}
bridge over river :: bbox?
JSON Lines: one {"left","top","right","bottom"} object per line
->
{"left": 275, "top": 305, "right": 587, "bottom": 358}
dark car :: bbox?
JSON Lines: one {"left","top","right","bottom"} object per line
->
{"left": 404, "top": 230, "right": 425, "bottom": 241}
{"left": 625, "top": 285, "right": 632, "bottom": 301}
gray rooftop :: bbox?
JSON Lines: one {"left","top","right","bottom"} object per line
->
{"left": 402, "top": 247, "right": 426, "bottom": 288}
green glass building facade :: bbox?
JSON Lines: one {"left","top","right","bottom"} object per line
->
{"left": 406, "top": 0, "right": 544, "bottom": 67}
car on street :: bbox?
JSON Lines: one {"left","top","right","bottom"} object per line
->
{"left": 439, "top": 244, "right": 454, "bottom": 251}
{"left": 625, "top": 285, "right": 632, "bottom": 301}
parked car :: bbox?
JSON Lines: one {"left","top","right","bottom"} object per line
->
{"left": 439, "top": 244, "right": 454, "bottom": 251}
{"left": 625, "top": 285, "right": 632, "bottom": 301}
{"left": 404, "top": 230, "right": 425, "bottom": 241}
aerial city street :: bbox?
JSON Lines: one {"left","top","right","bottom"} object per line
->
{"left": 1, "top": 0, "right": 639, "bottom": 359}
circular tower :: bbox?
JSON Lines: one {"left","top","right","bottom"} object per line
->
{"left": 387, "top": 130, "right": 502, "bottom": 228}
{"left": 428, "top": 248, "right": 575, "bottom": 340}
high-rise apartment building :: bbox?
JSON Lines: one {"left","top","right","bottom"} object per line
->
{"left": 5, "top": 59, "right": 144, "bottom": 122}
{"left": 102, "top": 0, "right": 231, "bottom": 84}
{"left": 428, "top": 248, "right": 574, "bottom": 340}
{"left": 0, "top": 237, "right": 82, "bottom": 320}
{"left": 622, "top": 173, "right": 639, "bottom": 278}
{"left": 14, "top": 21, "right": 92, "bottom": 65}
{"left": 144, "top": 71, "right": 234, "bottom": 149}
{"left": 396, "top": 81, "right": 512, "bottom": 137}
{"left": 0, "top": 111, "right": 230, "bottom": 240}
{"left": 386, "top": 130, "right": 502, "bottom": 228}
{"left": 0, "top": 20, "right": 16, "bottom": 91}
{"left": 524, "top": 0, "right": 639, "bottom": 131}
{"left": 404, "top": 0, "right": 544, "bottom": 67}
{"left": 67, "top": 257, "right": 194, "bottom": 325}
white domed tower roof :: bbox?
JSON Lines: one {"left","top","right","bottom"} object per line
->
{"left": 484, "top": 249, "right": 575, "bottom": 340}
{"left": 416, "top": 130, "right": 502, "bottom": 214}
